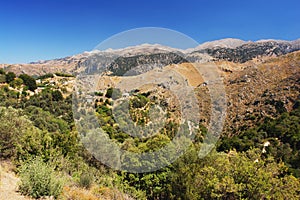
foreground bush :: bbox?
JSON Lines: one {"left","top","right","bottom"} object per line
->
{"left": 19, "top": 157, "right": 64, "bottom": 199}
{"left": 170, "top": 147, "right": 300, "bottom": 200}
{"left": 0, "top": 107, "right": 33, "bottom": 158}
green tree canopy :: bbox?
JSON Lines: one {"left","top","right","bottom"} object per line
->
{"left": 19, "top": 74, "right": 37, "bottom": 91}
{"left": 5, "top": 71, "right": 16, "bottom": 83}
{"left": 0, "top": 68, "right": 5, "bottom": 75}
{"left": 170, "top": 147, "right": 300, "bottom": 200}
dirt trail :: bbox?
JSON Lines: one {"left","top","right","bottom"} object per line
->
{"left": 0, "top": 161, "right": 30, "bottom": 200}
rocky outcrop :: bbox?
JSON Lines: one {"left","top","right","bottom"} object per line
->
{"left": 193, "top": 40, "right": 300, "bottom": 63}
{"left": 1, "top": 38, "right": 299, "bottom": 76}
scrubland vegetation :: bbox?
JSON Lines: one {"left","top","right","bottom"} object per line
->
{"left": 0, "top": 69, "right": 299, "bottom": 199}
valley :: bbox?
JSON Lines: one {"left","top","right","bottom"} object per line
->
{"left": 0, "top": 38, "right": 300, "bottom": 199}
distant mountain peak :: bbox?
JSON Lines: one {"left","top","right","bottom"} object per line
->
{"left": 192, "top": 38, "right": 248, "bottom": 51}
{"left": 2, "top": 37, "right": 300, "bottom": 76}
{"left": 255, "top": 39, "right": 289, "bottom": 43}
{"left": 84, "top": 38, "right": 300, "bottom": 56}
{"left": 99, "top": 43, "right": 183, "bottom": 56}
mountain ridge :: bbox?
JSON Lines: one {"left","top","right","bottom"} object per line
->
{"left": 1, "top": 38, "right": 300, "bottom": 76}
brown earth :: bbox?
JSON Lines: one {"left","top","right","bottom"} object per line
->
{"left": 0, "top": 161, "right": 31, "bottom": 200}
{"left": 94, "top": 51, "right": 300, "bottom": 137}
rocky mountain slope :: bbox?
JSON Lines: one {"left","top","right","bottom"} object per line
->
{"left": 195, "top": 40, "right": 300, "bottom": 63}
{"left": 90, "top": 50, "right": 300, "bottom": 138}
{"left": 223, "top": 51, "right": 300, "bottom": 135}
{"left": 1, "top": 38, "right": 299, "bottom": 76}
{"left": 1, "top": 38, "right": 299, "bottom": 137}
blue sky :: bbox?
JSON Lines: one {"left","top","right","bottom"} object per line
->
{"left": 0, "top": 0, "right": 299, "bottom": 63}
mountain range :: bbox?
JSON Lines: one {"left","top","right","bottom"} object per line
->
{"left": 1, "top": 38, "right": 300, "bottom": 76}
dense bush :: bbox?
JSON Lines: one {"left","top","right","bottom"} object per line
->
{"left": 94, "top": 91, "right": 103, "bottom": 96}
{"left": 0, "top": 107, "right": 33, "bottom": 158}
{"left": 22, "top": 89, "right": 73, "bottom": 124}
{"left": 105, "top": 87, "right": 113, "bottom": 98}
{"left": 19, "top": 157, "right": 64, "bottom": 199}
{"left": 218, "top": 104, "right": 300, "bottom": 176}
{"left": 0, "top": 74, "right": 6, "bottom": 83}
{"left": 0, "top": 106, "right": 78, "bottom": 165}
{"left": 52, "top": 90, "right": 63, "bottom": 101}
{"left": 9, "top": 77, "right": 23, "bottom": 88}
{"left": 130, "top": 94, "right": 149, "bottom": 108}
{"left": 0, "top": 68, "right": 5, "bottom": 74}
{"left": 54, "top": 72, "right": 74, "bottom": 77}
{"left": 37, "top": 73, "right": 54, "bottom": 80}
{"left": 5, "top": 71, "right": 16, "bottom": 83}
{"left": 170, "top": 147, "right": 300, "bottom": 200}
{"left": 19, "top": 74, "right": 37, "bottom": 91}
{"left": 79, "top": 173, "right": 94, "bottom": 189}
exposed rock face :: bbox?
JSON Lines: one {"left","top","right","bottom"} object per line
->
{"left": 194, "top": 40, "right": 299, "bottom": 63}
{"left": 107, "top": 52, "right": 188, "bottom": 76}
{"left": 90, "top": 51, "right": 300, "bottom": 137}
{"left": 1, "top": 38, "right": 299, "bottom": 76}
{"left": 223, "top": 52, "right": 300, "bottom": 135}
{"left": 79, "top": 39, "right": 300, "bottom": 75}
{"left": 191, "top": 38, "right": 248, "bottom": 50}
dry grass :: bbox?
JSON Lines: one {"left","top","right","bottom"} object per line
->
{"left": 60, "top": 186, "right": 100, "bottom": 200}
{"left": 60, "top": 185, "right": 133, "bottom": 200}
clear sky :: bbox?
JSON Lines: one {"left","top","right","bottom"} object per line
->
{"left": 0, "top": 0, "right": 299, "bottom": 64}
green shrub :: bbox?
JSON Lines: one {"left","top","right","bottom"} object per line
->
{"left": 9, "top": 78, "right": 23, "bottom": 88}
{"left": 79, "top": 173, "right": 94, "bottom": 189}
{"left": 19, "top": 74, "right": 37, "bottom": 91}
{"left": 51, "top": 90, "right": 63, "bottom": 101}
{"left": 0, "top": 107, "right": 33, "bottom": 158}
{"left": 0, "top": 74, "right": 6, "bottom": 83}
{"left": 38, "top": 73, "right": 54, "bottom": 80}
{"left": 54, "top": 72, "right": 74, "bottom": 77}
{"left": 105, "top": 87, "right": 113, "bottom": 98}
{"left": 5, "top": 71, "right": 16, "bottom": 83}
{"left": 0, "top": 68, "right": 5, "bottom": 75}
{"left": 94, "top": 91, "right": 103, "bottom": 96}
{"left": 130, "top": 94, "right": 149, "bottom": 108}
{"left": 19, "top": 157, "right": 64, "bottom": 199}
